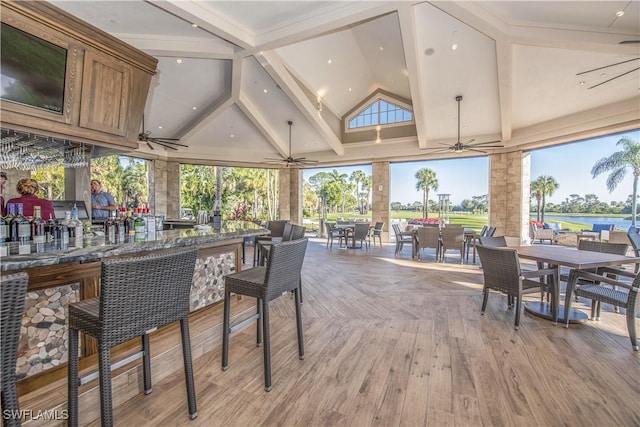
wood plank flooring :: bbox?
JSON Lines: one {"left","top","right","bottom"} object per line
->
{"left": 36, "top": 238, "right": 640, "bottom": 426}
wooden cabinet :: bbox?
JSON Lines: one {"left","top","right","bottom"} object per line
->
{"left": 0, "top": 0, "right": 157, "bottom": 150}
{"left": 79, "top": 50, "right": 131, "bottom": 136}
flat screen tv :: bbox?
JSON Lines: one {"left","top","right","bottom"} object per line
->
{"left": 0, "top": 22, "right": 67, "bottom": 114}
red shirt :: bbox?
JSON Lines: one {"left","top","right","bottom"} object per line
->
{"left": 6, "top": 194, "right": 56, "bottom": 220}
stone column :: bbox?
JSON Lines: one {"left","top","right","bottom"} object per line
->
{"left": 488, "top": 151, "right": 530, "bottom": 244}
{"left": 64, "top": 166, "right": 91, "bottom": 211}
{"left": 371, "top": 161, "right": 390, "bottom": 242}
{"left": 151, "top": 158, "right": 168, "bottom": 216}
{"left": 278, "top": 167, "right": 302, "bottom": 224}
{"left": 166, "top": 161, "right": 181, "bottom": 219}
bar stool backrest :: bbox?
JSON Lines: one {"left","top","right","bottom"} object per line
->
{"left": 264, "top": 238, "right": 308, "bottom": 302}
{"left": 99, "top": 247, "right": 198, "bottom": 343}
{"left": 1, "top": 271, "right": 29, "bottom": 419}
{"left": 289, "top": 224, "right": 306, "bottom": 241}
{"left": 266, "top": 220, "right": 290, "bottom": 238}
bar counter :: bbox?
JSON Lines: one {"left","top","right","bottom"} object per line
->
{"left": 0, "top": 220, "right": 269, "bottom": 395}
{"left": 1, "top": 220, "right": 268, "bottom": 272}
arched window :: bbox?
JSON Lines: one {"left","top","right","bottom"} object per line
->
{"left": 348, "top": 99, "right": 413, "bottom": 130}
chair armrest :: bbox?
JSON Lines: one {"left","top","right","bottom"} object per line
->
{"left": 597, "top": 266, "right": 636, "bottom": 279}
{"left": 567, "top": 270, "right": 634, "bottom": 290}
{"left": 521, "top": 267, "right": 557, "bottom": 280}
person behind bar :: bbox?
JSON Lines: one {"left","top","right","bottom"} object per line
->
{"left": 90, "top": 179, "right": 117, "bottom": 220}
{"left": 0, "top": 171, "right": 7, "bottom": 216}
{"left": 6, "top": 178, "right": 55, "bottom": 219}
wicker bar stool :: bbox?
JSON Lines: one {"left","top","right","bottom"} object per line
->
{"left": 67, "top": 247, "right": 199, "bottom": 427}
{"left": 1, "top": 272, "right": 29, "bottom": 427}
{"left": 222, "top": 238, "right": 308, "bottom": 391}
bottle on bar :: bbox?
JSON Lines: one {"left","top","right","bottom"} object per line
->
{"left": 134, "top": 208, "right": 146, "bottom": 234}
{"left": 56, "top": 212, "right": 71, "bottom": 250}
{"left": 104, "top": 210, "right": 117, "bottom": 243}
{"left": 45, "top": 214, "right": 56, "bottom": 243}
{"left": 0, "top": 208, "right": 8, "bottom": 256}
{"left": 68, "top": 204, "right": 84, "bottom": 247}
{"left": 125, "top": 208, "right": 135, "bottom": 235}
{"left": 14, "top": 203, "right": 31, "bottom": 254}
{"left": 6, "top": 203, "right": 17, "bottom": 242}
{"left": 31, "top": 206, "right": 47, "bottom": 252}
{"left": 145, "top": 207, "right": 156, "bottom": 234}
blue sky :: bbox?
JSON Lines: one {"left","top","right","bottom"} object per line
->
{"left": 302, "top": 128, "right": 640, "bottom": 205}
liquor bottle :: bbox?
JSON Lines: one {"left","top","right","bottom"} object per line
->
{"left": 211, "top": 200, "right": 222, "bottom": 230}
{"left": 68, "top": 204, "right": 84, "bottom": 247}
{"left": 14, "top": 203, "right": 31, "bottom": 254}
{"left": 145, "top": 207, "right": 156, "bottom": 234}
{"left": 6, "top": 203, "right": 16, "bottom": 241}
{"left": 45, "top": 214, "right": 56, "bottom": 243}
{"left": 57, "top": 212, "right": 71, "bottom": 250}
{"left": 104, "top": 210, "right": 116, "bottom": 243}
{"left": 31, "top": 206, "right": 47, "bottom": 252}
{"left": 125, "top": 209, "right": 135, "bottom": 235}
{"left": 0, "top": 209, "right": 8, "bottom": 256}
{"left": 134, "top": 208, "right": 146, "bottom": 234}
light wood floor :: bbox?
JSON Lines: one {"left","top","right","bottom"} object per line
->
{"left": 84, "top": 238, "right": 639, "bottom": 426}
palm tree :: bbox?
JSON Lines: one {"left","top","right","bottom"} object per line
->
{"left": 530, "top": 177, "right": 545, "bottom": 221}
{"left": 414, "top": 168, "right": 439, "bottom": 218}
{"left": 592, "top": 137, "right": 640, "bottom": 226}
{"left": 350, "top": 170, "right": 366, "bottom": 213}
{"left": 539, "top": 176, "right": 559, "bottom": 222}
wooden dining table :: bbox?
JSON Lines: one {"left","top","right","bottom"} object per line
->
{"left": 511, "top": 245, "right": 640, "bottom": 323}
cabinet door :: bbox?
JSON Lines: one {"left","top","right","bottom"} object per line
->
{"left": 79, "top": 50, "right": 131, "bottom": 136}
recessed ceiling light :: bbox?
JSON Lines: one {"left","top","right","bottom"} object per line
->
{"left": 579, "top": 81, "right": 585, "bottom": 85}
{"left": 379, "top": 46, "right": 384, "bottom": 51}
{"left": 600, "top": 73, "right": 607, "bottom": 77}
{"left": 158, "top": 126, "right": 163, "bottom": 129}
{"left": 192, "top": 106, "right": 197, "bottom": 110}
{"left": 327, "top": 59, "right": 332, "bottom": 64}
{"left": 263, "top": 89, "right": 268, "bottom": 93}
{"left": 176, "top": 59, "right": 182, "bottom": 64}
{"left": 616, "top": 10, "right": 625, "bottom": 17}
{"left": 230, "top": 134, "right": 234, "bottom": 138}
{"left": 191, "top": 23, "right": 198, "bottom": 28}
{"left": 348, "top": 88, "right": 352, "bottom": 92}
{"left": 451, "top": 44, "right": 458, "bottom": 51}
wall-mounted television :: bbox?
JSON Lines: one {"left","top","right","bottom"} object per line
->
{"left": 1, "top": 22, "right": 67, "bottom": 114}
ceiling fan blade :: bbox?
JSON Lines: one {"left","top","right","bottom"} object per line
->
{"left": 150, "top": 140, "right": 179, "bottom": 150}
{"left": 147, "top": 142, "right": 154, "bottom": 150}
{"left": 150, "top": 137, "right": 182, "bottom": 142}
{"left": 148, "top": 138, "right": 189, "bottom": 147}
{"left": 468, "top": 140, "right": 502, "bottom": 146}
{"left": 465, "top": 148, "right": 487, "bottom": 153}
{"left": 422, "top": 148, "right": 451, "bottom": 154}
{"left": 577, "top": 57, "right": 639, "bottom": 75}
{"left": 466, "top": 138, "right": 475, "bottom": 144}
{"left": 589, "top": 66, "right": 640, "bottom": 89}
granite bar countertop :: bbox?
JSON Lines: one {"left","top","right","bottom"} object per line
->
{"left": 0, "top": 221, "right": 269, "bottom": 272}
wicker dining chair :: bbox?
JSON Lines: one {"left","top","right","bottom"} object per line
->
{"left": 626, "top": 229, "right": 640, "bottom": 273}
{"left": 222, "top": 238, "right": 308, "bottom": 391}
{"left": 416, "top": 226, "right": 441, "bottom": 261}
{"left": 67, "top": 247, "right": 199, "bottom": 427}
{"left": 478, "top": 235, "right": 507, "bottom": 247}
{"left": 564, "top": 268, "right": 639, "bottom": 351}
{"left": 1, "top": 272, "right": 29, "bottom": 427}
{"left": 392, "top": 223, "right": 413, "bottom": 256}
{"left": 370, "top": 221, "right": 384, "bottom": 247}
{"left": 440, "top": 227, "right": 465, "bottom": 264}
{"left": 348, "top": 222, "right": 371, "bottom": 250}
{"left": 476, "top": 245, "right": 559, "bottom": 329}
{"left": 325, "top": 222, "right": 345, "bottom": 248}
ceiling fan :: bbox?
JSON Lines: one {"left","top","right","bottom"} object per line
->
{"left": 423, "top": 95, "right": 503, "bottom": 154}
{"left": 264, "top": 120, "right": 319, "bottom": 167}
{"left": 577, "top": 57, "right": 640, "bottom": 89}
{"left": 138, "top": 114, "right": 189, "bottom": 151}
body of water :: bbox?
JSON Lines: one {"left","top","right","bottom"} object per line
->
{"left": 534, "top": 215, "right": 634, "bottom": 231}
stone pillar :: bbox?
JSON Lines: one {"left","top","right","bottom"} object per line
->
{"left": 488, "top": 151, "right": 530, "bottom": 244}
{"left": 151, "top": 158, "right": 168, "bottom": 216}
{"left": 278, "top": 167, "right": 302, "bottom": 224}
{"left": 371, "top": 161, "right": 390, "bottom": 242}
{"left": 64, "top": 166, "right": 91, "bottom": 210}
{"left": 166, "top": 161, "right": 181, "bottom": 219}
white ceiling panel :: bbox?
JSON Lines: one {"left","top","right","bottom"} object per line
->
{"left": 512, "top": 46, "right": 639, "bottom": 129}
{"left": 414, "top": 2, "right": 501, "bottom": 140}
